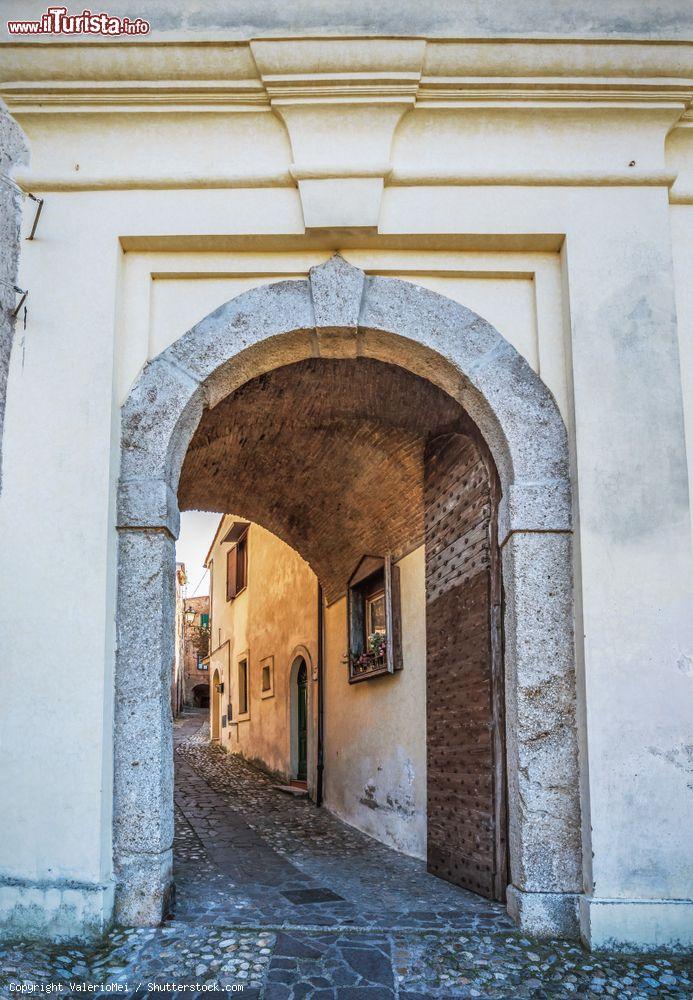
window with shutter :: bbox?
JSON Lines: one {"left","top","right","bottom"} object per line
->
{"left": 346, "top": 554, "right": 402, "bottom": 683}
{"left": 236, "top": 531, "right": 248, "bottom": 592}
{"left": 226, "top": 530, "right": 248, "bottom": 601}
{"left": 226, "top": 547, "right": 237, "bottom": 601}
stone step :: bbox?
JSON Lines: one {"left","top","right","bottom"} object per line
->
{"left": 272, "top": 783, "right": 309, "bottom": 799}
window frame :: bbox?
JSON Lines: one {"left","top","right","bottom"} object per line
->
{"left": 236, "top": 651, "right": 250, "bottom": 721}
{"left": 346, "top": 554, "right": 402, "bottom": 683}
{"left": 236, "top": 530, "right": 248, "bottom": 594}
{"left": 260, "top": 655, "right": 275, "bottom": 699}
{"left": 226, "top": 528, "right": 249, "bottom": 602}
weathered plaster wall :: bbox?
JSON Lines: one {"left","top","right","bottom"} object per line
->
{"left": 670, "top": 127, "right": 693, "bottom": 559}
{"left": 0, "top": 195, "right": 122, "bottom": 940}
{"left": 324, "top": 547, "right": 427, "bottom": 859}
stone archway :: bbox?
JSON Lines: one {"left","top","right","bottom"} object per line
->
{"left": 289, "top": 656, "right": 309, "bottom": 784}
{"left": 191, "top": 684, "right": 209, "bottom": 709}
{"left": 114, "top": 255, "right": 581, "bottom": 936}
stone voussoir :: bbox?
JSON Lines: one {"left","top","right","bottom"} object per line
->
{"left": 166, "top": 278, "right": 316, "bottom": 404}
{"left": 120, "top": 357, "right": 206, "bottom": 485}
{"left": 117, "top": 478, "right": 180, "bottom": 536}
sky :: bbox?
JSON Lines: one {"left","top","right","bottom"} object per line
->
{"left": 175, "top": 510, "right": 222, "bottom": 597}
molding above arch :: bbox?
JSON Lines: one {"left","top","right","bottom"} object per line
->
{"left": 117, "top": 254, "right": 572, "bottom": 543}
{"left": 288, "top": 644, "right": 314, "bottom": 678}
{"left": 4, "top": 37, "right": 690, "bottom": 212}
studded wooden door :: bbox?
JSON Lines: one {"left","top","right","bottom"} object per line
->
{"left": 424, "top": 431, "right": 507, "bottom": 901}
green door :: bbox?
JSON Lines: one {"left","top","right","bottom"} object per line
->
{"left": 297, "top": 659, "right": 308, "bottom": 781}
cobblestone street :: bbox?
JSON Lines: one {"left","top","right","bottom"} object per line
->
{"left": 1, "top": 710, "right": 691, "bottom": 999}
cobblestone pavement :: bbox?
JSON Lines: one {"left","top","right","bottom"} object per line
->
{"left": 2, "top": 709, "right": 691, "bottom": 999}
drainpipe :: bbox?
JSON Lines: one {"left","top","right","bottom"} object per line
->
{"left": 316, "top": 581, "right": 325, "bottom": 806}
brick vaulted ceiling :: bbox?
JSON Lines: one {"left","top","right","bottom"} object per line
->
{"left": 178, "top": 357, "right": 472, "bottom": 603}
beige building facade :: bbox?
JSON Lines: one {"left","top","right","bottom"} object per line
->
{"left": 0, "top": 0, "right": 692, "bottom": 954}
{"left": 205, "top": 516, "right": 319, "bottom": 785}
{"left": 182, "top": 595, "right": 210, "bottom": 708}
{"left": 206, "top": 517, "right": 428, "bottom": 858}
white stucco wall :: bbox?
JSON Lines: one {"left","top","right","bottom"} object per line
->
{"left": 324, "top": 547, "right": 427, "bottom": 859}
{"left": 0, "top": 18, "right": 692, "bottom": 948}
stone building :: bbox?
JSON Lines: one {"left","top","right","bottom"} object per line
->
{"left": 174, "top": 565, "right": 210, "bottom": 712}
{"left": 0, "top": 0, "right": 692, "bottom": 955}
{"left": 182, "top": 595, "right": 210, "bottom": 708}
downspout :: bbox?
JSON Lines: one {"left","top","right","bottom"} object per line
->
{"left": 316, "top": 581, "right": 325, "bottom": 806}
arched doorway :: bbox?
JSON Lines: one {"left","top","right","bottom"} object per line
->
{"left": 290, "top": 656, "right": 309, "bottom": 785}
{"left": 192, "top": 684, "right": 209, "bottom": 709}
{"left": 210, "top": 669, "right": 221, "bottom": 743}
{"left": 113, "top": 256, "right": 581, "bottom": 936}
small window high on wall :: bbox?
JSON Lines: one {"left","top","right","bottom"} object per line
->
{"left": 347, "top": 554, "right": 402, "bottom": 682}
{"left": 237, "top": 655, "right": 249, "bottom": 720}
{"left": 225, "top": 523, "right": 249, "bottom": 601}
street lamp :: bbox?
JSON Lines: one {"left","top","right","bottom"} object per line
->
{"left": 184, "top": 607, "right": 196, "bottom": 626}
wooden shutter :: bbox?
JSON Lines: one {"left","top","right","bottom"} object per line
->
{"left": 226, "top": 547, "right": 237, "bottom": 601}
{"left": 237, "top": 531, "right": 248, "bottom": 592}
{"left": 424, "top": 432, "right": 507, "bottom": 902}
{"left": 384, "top": 555, "right": 402, "bottom": 673}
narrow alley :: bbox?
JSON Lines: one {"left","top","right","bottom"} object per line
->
{"left": 1, "top": 711, "right": 691, "bottom": 998}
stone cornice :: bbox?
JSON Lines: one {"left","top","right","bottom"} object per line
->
{"left": 1, "top": 36, "right": 692, "bottom": 114}
{"left": 416, "top": 80, "right": 693, "bottom": 109}
{"left": 3, "top": 35, "right": 692, "bottom": 220}
{"left": 1, "top": 81, "right": 270, "bottom": 111}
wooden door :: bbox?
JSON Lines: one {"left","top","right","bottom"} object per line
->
{"left": 211, "top": 669, "right": 221, "bottom": 742}
{"left": 424, "top": 432, "right": 507, "bottom": 901}
{"left": 296, "top": 659, "right": 308, "bottom": 782}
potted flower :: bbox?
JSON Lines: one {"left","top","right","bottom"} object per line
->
{"left": 349, "top": 631, "right": 387, "bottom": 676}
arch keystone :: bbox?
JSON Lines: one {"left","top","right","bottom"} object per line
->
{"left": 310, "top": 254, "right": 365, "bottom": 357}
